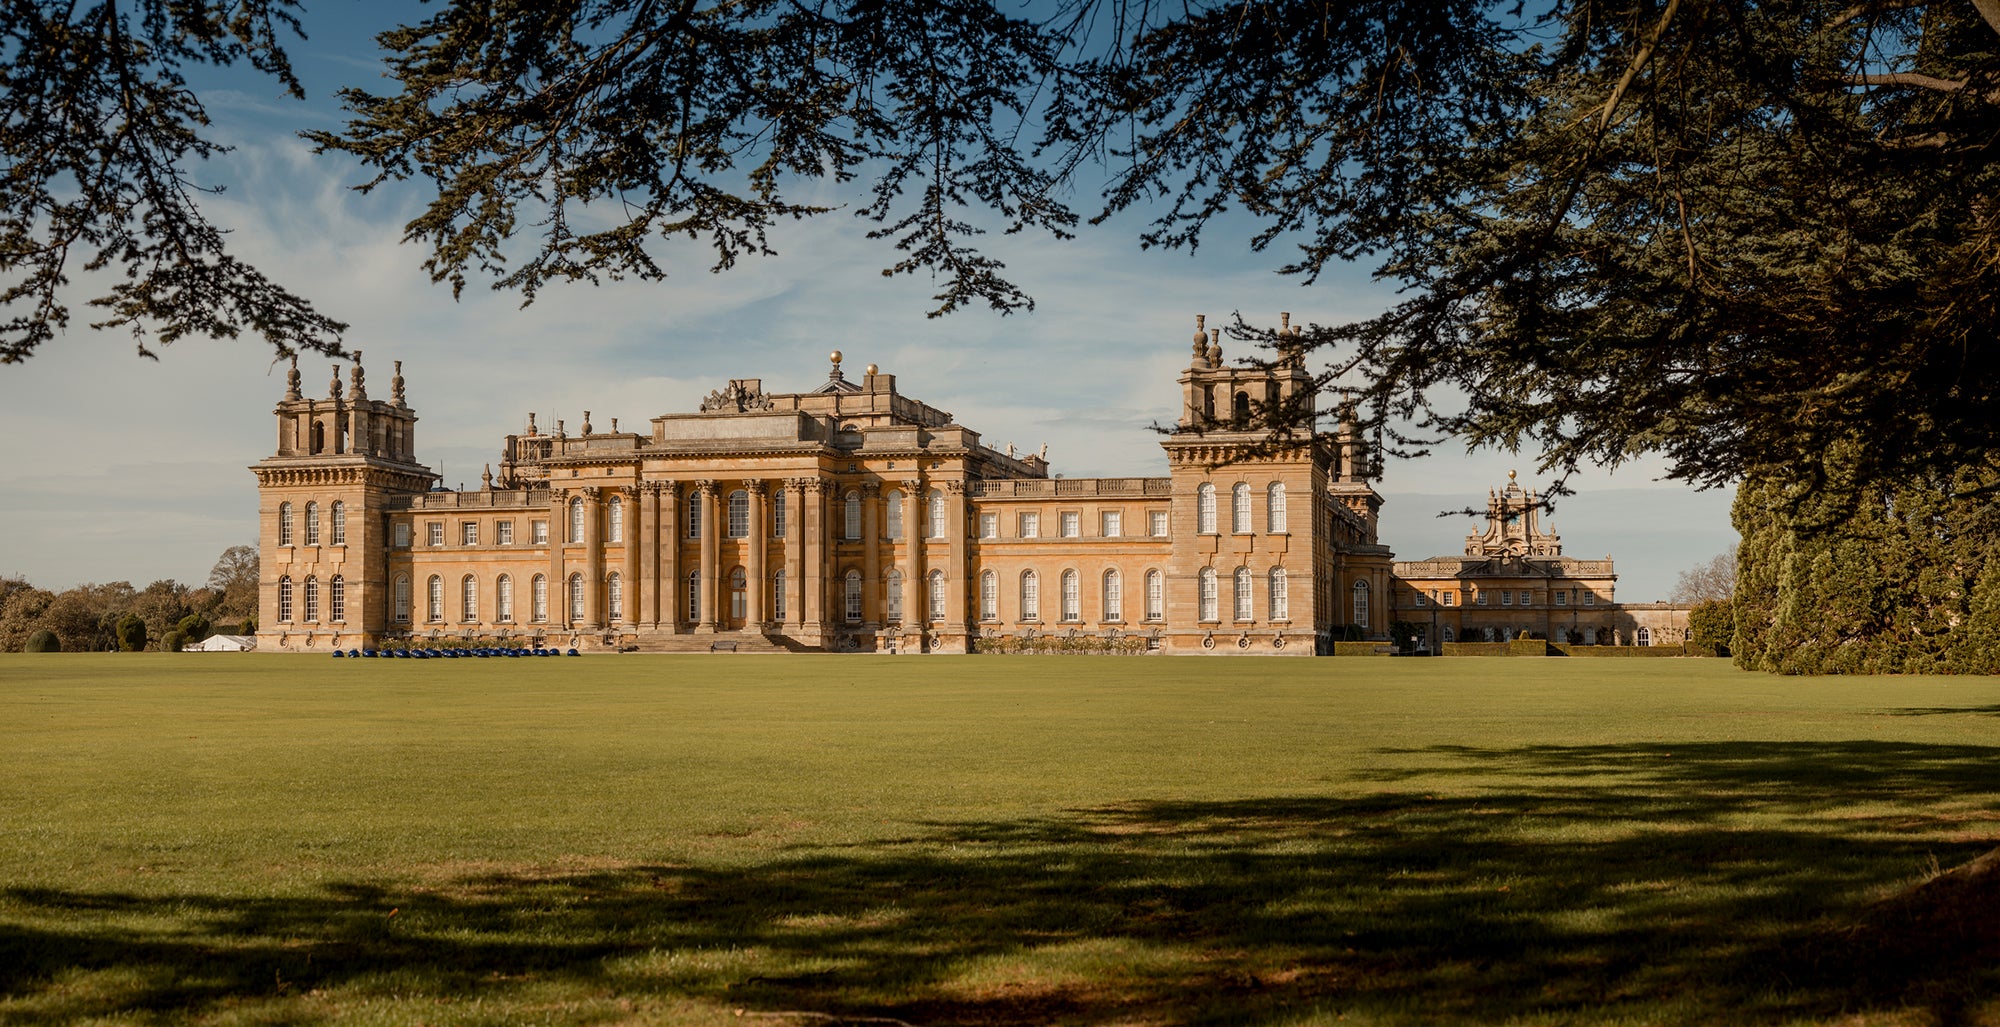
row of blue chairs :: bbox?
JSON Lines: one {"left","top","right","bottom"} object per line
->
{"left": 332, "top": 647, "right": 581, "bottom": 659}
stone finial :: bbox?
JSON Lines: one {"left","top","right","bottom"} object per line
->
{"left": 556, "top": 419, "right": 566, "bottom": 438}
{"left": 610, "top": 417, "right": 619, "bottom": 433}
{"left": 284, "top": 355, "right": 301, "bottom": 400}
{"left": 392, "top": 360, "right": 407, "bottom": 406}
{"left": 482, "top": 464, "right": 494, "bottom": 491}
{"left": 329, "top": 365, "right": 342, "bottom": 399}
{"left": 348, "top": 350, "right": 367, "bottom": 400}
{"left": 582, "top": 410, "right": 593, "bottom": 435}
{"left": 827, "top": 350, "right": 846, "bottom": 386}
{"left": 1192, "top": 314, "right": 1208, "bottom": 366}
{"left": 527, "top": 412, "right": 538, "bottom": 434}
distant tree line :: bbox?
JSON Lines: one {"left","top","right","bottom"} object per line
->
{"left": 2, "top": 546, "right": 258, "bottom": 653}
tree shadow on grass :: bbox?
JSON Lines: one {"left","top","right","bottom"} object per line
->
{"left": 3, "top": 741, "right": 1997, "bottom": 1025}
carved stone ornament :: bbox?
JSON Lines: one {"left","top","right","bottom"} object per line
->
{"left": 691, "top": 479, "right": 719, "bottom": 497}
{"left": 699, "top": 379, "right": 776, "bottom": 413}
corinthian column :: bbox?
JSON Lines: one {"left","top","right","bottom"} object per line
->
{"left": 944, "top": 479, "right": 968, "bottom": 644}
{"left": 693, "top": 480, "right": 719, "bottom": 633}
{"left": 745, "top": 480, "right": 768, "bottom": 631}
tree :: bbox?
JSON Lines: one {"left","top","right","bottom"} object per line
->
{"left": 115, "top": 613, "right": 147, "bottom": 653}
{"left": 24, "top": 629, "right": 58, "bottom": 653}
{"left": 207, "top": 545, "right": 260, "bottom": 625}
{"left": 1674, "top": 546, "right": 1738, "bottom": 606}
{"left": 1687, "top": 600, "right": 1734, "bottom": 654}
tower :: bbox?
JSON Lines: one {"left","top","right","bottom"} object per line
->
{"left": 251, "top": 355, "right": 433, "bottom": 650}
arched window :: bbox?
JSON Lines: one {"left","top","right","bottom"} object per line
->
{"left": 1234, "top": 566, "right": 1253, "bottom": 620}
{"left": 1267, "top": 483, "right": 1287, "bottom": 533}
{"left": 886, "top": 568, "right": 904, "bottom": 622}
{"left": 1351, "top": 579, "right": 1370, "bottom": 626}
{"left": 607, "top": 497, "right": 624, "bottom": 542}
{"left": 1198, "top": 567, "right": 1218, "bottom": 621}
{"left": 727, "top": 567, "right": 745, "bottom": 620}
{"left": 772, "top": 491, "right": 787, "bottom": 537}
{"left": 1145, "top": 569, "right": 1163, "bottom": 621}
{"left": 927, "top": 489, "right": 946, "bottom": 538}
{"left": 304, "top": 501, "right": 320, "bottom": 545}
{"left": 531, "top": 574, "right": 548, "bottom": 622}
{"left": 1102, "top": 569, "right": 1123, "bottom": 621}
{"left": 1232, "top": 482, "right": 1251, "bottom": 534}
{"left": 1636, "top": 626, "right": 1652, "bottom": 647}
{"left": 461, "top": 575, "right": 478, "bottom": 622}
{"left": 1060, "top": 569, "right": 1080, "bottom": 622}
{"left": 496, "top": 575, "right": 514, "bottom": 622}
{"left": 980, "top": 570, "right": 998, "bottom": 621}
{"left": 844, "top": 491, "right": 861, "bottom": 540}
{"left": 727, "top": 490, "right": 749, "bottom": 538}
{"left": 278, "top": 502, "right": 295, "bottom": 546}
{"left": 393, "top": 575, "right": 411, "bottom": 623}
{"left": 329, "top": 575, "right": 345, "bottom": 622}
{"left": 427, "top": 575, "right": 443, "bottom": 622}
{"left": 1196, "top": 484, "right": 1216, "bottom": 534}
{"left": 1268, "top": 568, "right": 1289, "bottom": 620}
{"left": 608, "top": 572, "right": 624, "bottom": 621}
{"left": 310, "top": 420, "right": 325, "bottom": 454}
{"left": 885, "top": 490, "right": 904, "bottom": 538}
{"left": 928, "top": 569, "right": 946, "bottom": 621}
{"left": 844, "top": 570, "right": 863, "bottom": 622}
{"left": 686, "top": 570, "right": 700, "bottom": 621}
{"left": 1443, "top": 626, "right": 1456, "bottom": 643}
{"left": 568, "top": 496, "right": 585, "bottom": 543}
{"left": 329, "top": 501, "right": 347, "bottom": 544}
{"left": 568, "top": 573, "right": 585, "bottom": 621}
{"left": 686, "top": 496, "right": 701, "bottom": 539}
{"left": 1233, "top": 390, "right": 1251, "bottom": 425}
{"left": 1020, "top": 570, "right": 1040, "bottom": 620}
{"left": 772, "top": 569, "right": 787, "bottom": 620}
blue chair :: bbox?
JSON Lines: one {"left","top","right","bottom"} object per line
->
{"left": 364, "top": 649, "right": 377, "bottom": 658}
{"left": 331, "top": 650, "right": 344, "bottom": 658}
{"left": 566, "top": 648, "right": 580, "bottom": 656}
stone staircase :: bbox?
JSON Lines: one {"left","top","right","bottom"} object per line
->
{"left": 625, "top": 632, "right": 817, "bottom": 654}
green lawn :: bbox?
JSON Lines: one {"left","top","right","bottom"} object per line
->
{"left": 1, "top": 654, "right": 1996, "bottom": 1025}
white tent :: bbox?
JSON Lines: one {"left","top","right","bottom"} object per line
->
{"left": 186, "top": 634, "right": 256, "bottom": 652}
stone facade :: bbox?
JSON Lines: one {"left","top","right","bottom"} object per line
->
{"left": 253, "top": 318, "right": 1395, "bottom": 655}
{"left": 1389, "top": 474, "right": 1692, "bottom": 648}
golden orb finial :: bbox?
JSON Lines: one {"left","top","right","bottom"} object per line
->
{"left": 830, "top": 350, "right": 843, "bottom": 366}
{"left": 865, "top": 363, "right": 879, "bottom": 376}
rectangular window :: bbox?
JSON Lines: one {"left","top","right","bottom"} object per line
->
{"left": 1415, "top": 591, "right": 1428, "bottom": 607}
{"left": 1059, "top": 511, "right": 1079, "bottom": 538}
{"left": 1150, "top": 510, "right": 1169, "bottom": 537}
{"left": 1555, "top": 591, "right": 1568, "bottom": 606}
{"left": 1501, "top": 590, "right": 1513, "bottom": 606}
{"left": 532, "top": 519, "right": 548, "bottom": 544}
{"left": 329, "top": 579, "right": 345, "bottom": 622}
{"left": 497, "top": 521, "right": 514, "bottom": 545}
{"left": 1520, "top": 591, "right": 1533, "bottom": 607}
{"left": 1476, "top": 591, "right": 1489, "bottom": 606}
{"left": 1101, "top": 511, "right": 1121, "bottom": 537}
{"left": 979, "top": 512, "right": 998, "bottom": 539}
{"left": 1443, "top": 592, "right": 1455, "bottom": 607}
{"left": 427, "top": 522, "right": 444, "bottom": 547}
{"left": 1019, "top": 512, "right": 1039, "bottom": 538}
{"left": 393, "top": 522, "right": 411, "bottom": 548}
{"left": 1584, "top": 592, "right": 1597, "bottom": 606}
{"left": 461, "top": 521, "right": 478, "bottom": 546}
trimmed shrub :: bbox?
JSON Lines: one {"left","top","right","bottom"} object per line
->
{"left": 25, "top": 629, "right": 59, "bottom": 652}
{"left": 115, "top": 613, "right": 147, "bottom": 652}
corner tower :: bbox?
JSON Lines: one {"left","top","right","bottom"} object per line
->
{"left": 252, "top": 355, "right": 434, "bottom": 650}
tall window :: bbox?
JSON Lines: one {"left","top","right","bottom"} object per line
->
{"left": 980, "top": 570, "right": 998, "bottom": 620}
{"left": 394, "top": 521, "right": 411, "bottom": 548}
{"left": 927, "top": 489, "right": 946, "bottom": 538}
{"left": 303, "top": 502, "right": 320, "bottom": 545}
{"left": 1101, "top": 511, "right": 1122, "bottom": 537}
{"left": 497, "top": 520, "right": 514, "bottom": 545}
{"left": 1267, "top": 483, "right": 1287, "bottom": 533}
{"left": 569, "top": 497, "right": 585, "bottom": 543}
{"left": 393, "top": 575, "right": 410, "bottom": 623}
{"left": 608, "top": 497, "right": 623, "bottom": 542}
{"left": 1352, "top": 580, "right": 1370, "bottom": 625}
{"left": 1198, "top": 567, "right": 1218, "bottom": 621}
{"left": 329, "top": 575, "right": 346, "bottom": 621}
{"left": 330, "top": 501, "right": 346, "bottom": 544}
{"left": 686, "top": 570, "right": 700, "bottom": 621}
{"left": 1020, "top": 570, "right": 1040, "bottom": 620}
{"left": 687, "top": 498, "right": 701, "bottom": 539}
{"left": 772, "top": 491, "right": 787, "bottom": 537}
{"left": 1232, "top": 482, "right": 1252, "bottom": 533}
{"left": 1234, "top": 566, "right": 1253, "bottom": 620}
{"left": 885, "top": 490, "right": 904, "bottom": 538}
{"left": 1150, "top": 510, "right": 1169, "bottom": 537}
{"left": 1636, "top": 626, "right": 1652, "bottom": 647}
{"left": 531, "top": 574, "right": 548, "bottom": 622}
{"left": 844, "top": 570, "right": 863, "bottom": 622}
{"left": 278, "top": 576, "right": 294, "bottom": 622}
{"left": 303, "top": 576, "right": 320, "bottom": 621}
{"left": 461, "top": 521, "right": 478, "bottom": 546}
{"left": 727, "top": 490, "right": 749, "bottom": 538}
{"left": 1196, "top": 484, "right": 1216, "bottom": 534}
{"left": 1060, "top": 569, "right": 1080, "bottom": 621}
{"left": 278, "top": 502, "right": 294, "bottom": 546}
{"left": 927, "top": 569, "right": 946, "bottom": 621}
{"left": 979, "top": 512, "right": 997, "bottom": 539}
{"left": 1059, "top": 511, "right": 1080, "bottom": 537}
{"left": 1145, "top": 569, "right": 1163, "bottom": 621}
{"left": 608, "top": 572, "right": 624, "bottom": 621}
{"left": 532, "top": 519, "right": 547, "bottom": 544}
{"left": 1019, "top": 511, "right": 1039, "bottom": 538}
{"left": 1102, "top": 569, "right": 1123, "bottom": 621}
{"left": 727, "top": 567, "right": 745, "bottom": 620}
{"left": 428, "top": 521, "right": 443, "bottom": 546}
{"left": 844, "top": 491, "right": 861, "bottom": 540}
{"left": 886, "top": 569, "right": 904, "bottom": 621}
{"left": 772, "top": 569, "right": 787, "bottom": 620}
{"left": 568, "top": 573, "right": 585, "bottom": 621}
{"left": 496, "top": 575, "right": 514, "bottom": 622}
{"left": 1269, "top": 568, "right": 1289, "bottom": 620}
{"left": 427, "top": 575, "right": 443, "bottom": 622}
{"left": 461, "top": 575, "right": 478, "bottom": 622}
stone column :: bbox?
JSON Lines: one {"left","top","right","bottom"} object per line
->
{"left": 802, "top": 479, "right": 827, "bottom": 634}
{"left": 783, "top": 478, "right": 807, "bottom": 629}
{"left": 944, "top": 479, "right": 968, "bottom": 645}
{"left": 693, "top": 480, "right": 719, "bottom": 632}
{"left": 621, "top": 486, "right": 640, "bottom": 629}
{"left": 901, "top": 480, "right": 925, "bottom": 640}
{"left": 745, "top": 480, "right": 768, "bottom": 631}
{"left": 640, "top": 482, "right": 661, "bottom": 630}
{"left": 861, "top": 482, "right": 882, "bottom": 625}
{"left": 661, "top": 483, "right": 682, "bottom": 631}
{"left": 547, "top": 490, "right": 568, "bottom": 631}
{"left": 580, "top": 486, "right": 602, "bottom": 628}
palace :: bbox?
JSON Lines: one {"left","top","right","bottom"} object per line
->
{"left": 250, "top": 316, "right": 1684, "bottom": 654}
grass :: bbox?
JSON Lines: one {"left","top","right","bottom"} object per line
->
{"left": 0, "top": 654, "right": 1997, "bottom": 1025}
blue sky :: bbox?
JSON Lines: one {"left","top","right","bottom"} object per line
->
{"left": 0, "top": 2, "right": 1736, "bottom": 599}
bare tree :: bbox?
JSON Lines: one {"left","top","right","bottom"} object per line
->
{"left": 1673, "top": 545, "right": 1738, "bottom": 605}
